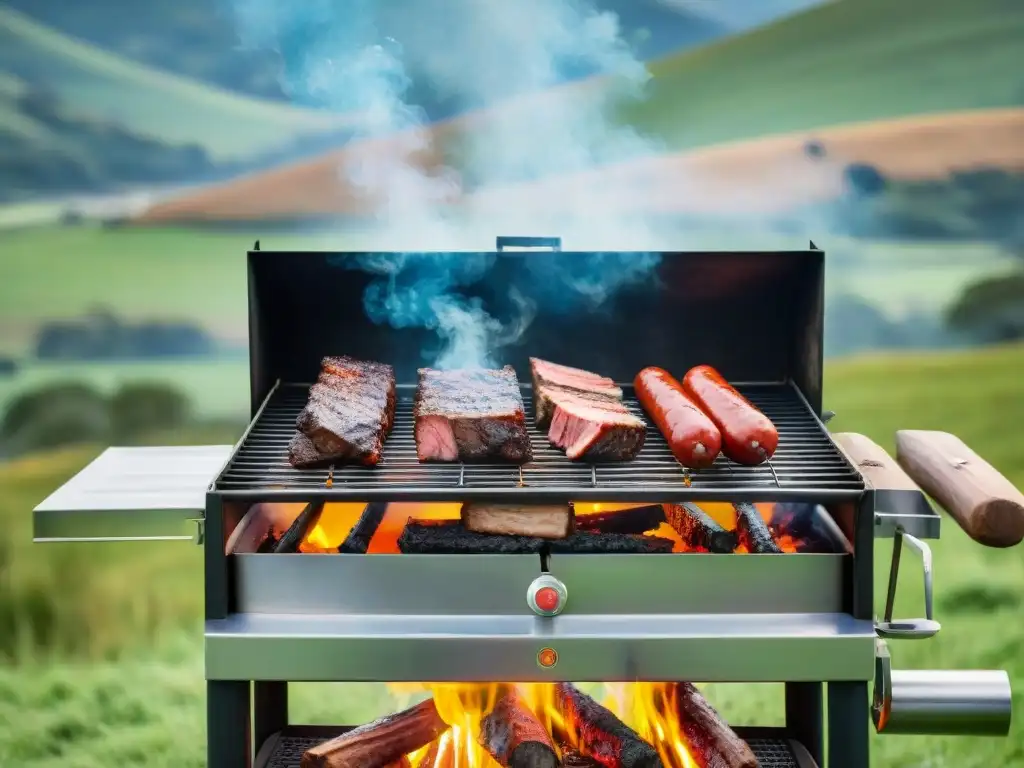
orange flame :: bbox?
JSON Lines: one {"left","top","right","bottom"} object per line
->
{"left": 387, "top": 683, "right": 699, "bottom": 768}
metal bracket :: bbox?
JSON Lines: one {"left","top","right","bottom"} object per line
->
{"left": 821, "top": 410, "right": 836, "bottom": 424}
{"left": 192, "top": 517, "right": 205, "bottom": 546}
{"left": 876, "top": 528, "right": 940, "bottom": 639}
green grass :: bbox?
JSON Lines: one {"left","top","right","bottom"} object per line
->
{"left": 0, "top": 6, "right": 351, "bottom": 161}
{"left": 2, "top": 344, "right": 1024, "bottom": 766}
{"left": 620, "top": 0, "right": 1024, "bottom": 151}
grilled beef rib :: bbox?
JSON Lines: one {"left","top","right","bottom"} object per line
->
{"left": 414, "top": 366, "right": 533, "bottom": 463}
{"left": 288, "top": 355, "right": 396, "bottom": 467}
{"left": 529, "top": 357, "right": 645, "bottom": 461}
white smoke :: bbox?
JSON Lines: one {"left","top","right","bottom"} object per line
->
{"left": 229, "top": 0, "right": 674, "bottom": 366}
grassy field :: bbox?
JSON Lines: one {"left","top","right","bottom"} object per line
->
{"left": 0, "top": 6, "right": 351, "bottom": 161}
{"left": 625, "top": 0, "right": 1024, "bottom": 151}
{"left": 1, "top": 343, "right": 1023, "bottom": 766}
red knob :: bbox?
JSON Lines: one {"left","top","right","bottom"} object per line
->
{"left": 534, "top": 587, "right": 560, "bottom": 613}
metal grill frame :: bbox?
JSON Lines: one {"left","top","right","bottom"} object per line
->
{"left": 213, "top": 379, "right": 863, "bottom": 503}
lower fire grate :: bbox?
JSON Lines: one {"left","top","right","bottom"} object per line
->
{"left": 255, "top": 726, "right": 819, "bottom": 768}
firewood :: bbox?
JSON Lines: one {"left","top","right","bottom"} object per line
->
{"left": 574, "top": 504, "right": 666, "bottom": 535}
{"left": 275, "top": 501, "right": 326, "bottom": 553}
{"left": 480, "top": 688, "right": 560, "bottom": 768}
{"left": 398, "top": 520, "right": 545, "bottom": 554}
{"left": 733, "top": 503, "right": 782, "bottom": 554}
{"left": 553, "top": 683, "right": 662, "bottom": 768}
{"left": 665, "top": 503, "right": 737, "bottom": 553}
{"left": 667, "top": 683, "right": 757, "bottom": 768}
{"left": 339, "top": 502, "right": 390, "bottom": 553}
{"left": 257, "top": 531, "right": 280, "bottom": 553}
{"left": 301, "top": 698, "right": 449, "bottom": 768}
{"left": 548, "top": 531, "right": 674, "bottom": 554}
{"left": 462, "top": 503, "right": 573, "bottom": 539}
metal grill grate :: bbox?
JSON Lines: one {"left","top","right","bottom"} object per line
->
{"left": 259, "top": 733, "right": 808, "bottom": 768}
{"left": 215, "top": 381, "right": 863, "bottom": 503}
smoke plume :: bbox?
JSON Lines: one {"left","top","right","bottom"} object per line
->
{"left": 229, "top": 0, "right": 668, "bottom": 368}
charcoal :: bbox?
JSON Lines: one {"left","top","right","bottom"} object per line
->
{"left": 338, "top": 502, "right": 390, "bottom": 553}
{"left": 734, "top": 502, "right": 783, "bottom": 554}
{"left": 666, "top": 502, "right": 737, "bottom": 552}
{"left": 548, "top": 531, "right": 674, "bottom": 554}
{"left": 414, "top": 367, "right": 532, "bottom": 463}
{"left": 397, "top": 520, "right": 544, "bottom": 554}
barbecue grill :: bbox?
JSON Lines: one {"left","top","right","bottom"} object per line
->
{"left": 33, "top": 238, "right": 1022, "bottom": 768}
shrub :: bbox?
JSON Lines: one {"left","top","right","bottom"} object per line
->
{"left": 946, "top": 272, "right": 1024, "bottom": 343}
{"left": 0, "top": 383, "right": 110, "bottom": 454}
{"left": 109, "top": 382, "right": 192, "bottom": 440}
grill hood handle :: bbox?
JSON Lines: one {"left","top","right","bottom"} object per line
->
{"left": 895, "top": 430, "right": 1024, "bottom": 548}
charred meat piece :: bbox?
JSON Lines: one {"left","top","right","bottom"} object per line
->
{"left": 290, "top": 356, "right": 397, "bottom": 467}
{"left": 548, "top": 398, "right": 646, "bottom": 461}
{"left": 530, "top": 358, "right": 644, "bottom": 462}
{"left": 530, "top": 357, "right": 623, "bottom": 429}
{"left": 414, "top": 367, "right": 533, "bottom": 463}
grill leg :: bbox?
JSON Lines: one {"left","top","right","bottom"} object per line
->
{"left": 785, "top": 682, "right": 823, "bottom": 764}
{"left": 208, "top": 680, "right": 252, "bottom": 768}
{"left": 827, "top": 682, "right": 869, "bottom": 768}
{"left": 254, "top": 681, "right": 289, "bottom": 753}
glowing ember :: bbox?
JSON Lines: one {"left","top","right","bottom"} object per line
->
{"left": 282, "top": 500, "right": 807, "bottom": 554}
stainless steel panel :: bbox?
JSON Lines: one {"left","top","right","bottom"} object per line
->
{"left": 204, "top": 612, "right": 876, "bottom": 682}
{"left": 234, "top": 551, "right": 848, "bottom": 615}
{"left": 33, "top": 445, "right": 232, "bottom": 542}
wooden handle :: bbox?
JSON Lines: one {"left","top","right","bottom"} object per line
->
{"left": 895, "top": 430, "right": 1024, "bottom": 548}
{"left": 832, "top": 432, "right": 920, "bottom": 491}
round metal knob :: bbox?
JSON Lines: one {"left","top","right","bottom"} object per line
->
{"left": 527, "top": 574, "right": 567, "bottom": 616}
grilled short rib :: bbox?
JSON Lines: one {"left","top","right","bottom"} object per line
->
{"left": 288, "top": 356, "right": 397, "bottom": 468}
{"left": 529, "top": 357, "right": 645, "bottom": 461}
{"left": 414, "top": 366, "right": 533, "bottom": 463}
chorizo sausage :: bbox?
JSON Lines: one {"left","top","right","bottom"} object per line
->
{"left": 634, "top": 367, "right": 722, "bottom": 468}
{"left": 681, "top": 365, "right": 778, "bottom": 465}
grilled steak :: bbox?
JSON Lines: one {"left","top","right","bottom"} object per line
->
{"left": 530, "top": 357, "right": 623, "bottom": 429}
{"left": 529, "top": 357, "right": 644, "bottom": 461}
{"left": 289, "top": 355, "right": 396, "bottom": 467}
{"left": 414, "top": 366, "right": 533, "bottom": 463}
{"left": 548, "top": 397, "right": 646, "bottom": 461}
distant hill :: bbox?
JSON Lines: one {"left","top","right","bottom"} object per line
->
{"left": 0, "top": 6, "right": 350, "bottom": 162}
{"left": 2, "top": 0, "right": 730, "bottom": 111}
{"left": 130, "top": 0, "right": 1024, "bottom": 223}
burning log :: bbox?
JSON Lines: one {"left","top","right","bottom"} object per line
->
{"left": 733, "top": 503, "right": 782, "bottom": 554}
{"left": 462, "top": 503, "right": 573, "bottom": 539}
{"left": 665, "top": 503, "right": 737, "bottom": 553}
{"left": 275, "top": 501, "right": 326, "bottom": 553}
{"left": 398, "top": 521, "right": 674, "bottom": 554}
{"left": 553, "top": 683, "right": 662, "bottom": 768}
{"left": 548, "top": 531, "right": 674, "bottom": 554}
{"left": 398, "top": 520, "right": 544, "bottom": 554}
{"left": 339, "top": 502, "right": 390, "bottom": 553}
{"left": 480, "top": 688, "right": 560, "bottom": 768}
{"left": 574, "top": 504, "right": 666, "bottom": 535}
{"left": 301, "top": 698, "right": 449, "bottom": 768}
{"left": 257, "top": 531, "right": 280, "bottom": 553}
{"left": 666, "top": 683, "right": 757, "bottom": 768}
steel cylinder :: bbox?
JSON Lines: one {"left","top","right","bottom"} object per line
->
{"left": 874, "top": 669, "right": 1012, "bottom": 736}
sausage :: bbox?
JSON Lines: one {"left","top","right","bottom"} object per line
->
{"left": 681, "top": 365, "right": 778, "bottom": 465}
{"left": 634, "top": 367, "right": 722, "bottom": 468}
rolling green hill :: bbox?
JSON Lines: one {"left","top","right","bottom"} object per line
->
{"left": 619, "top": 0, "right": 1024, "bottom": 151}
{"left": 0, "top": 6, "right": 351, "bottom": 162}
